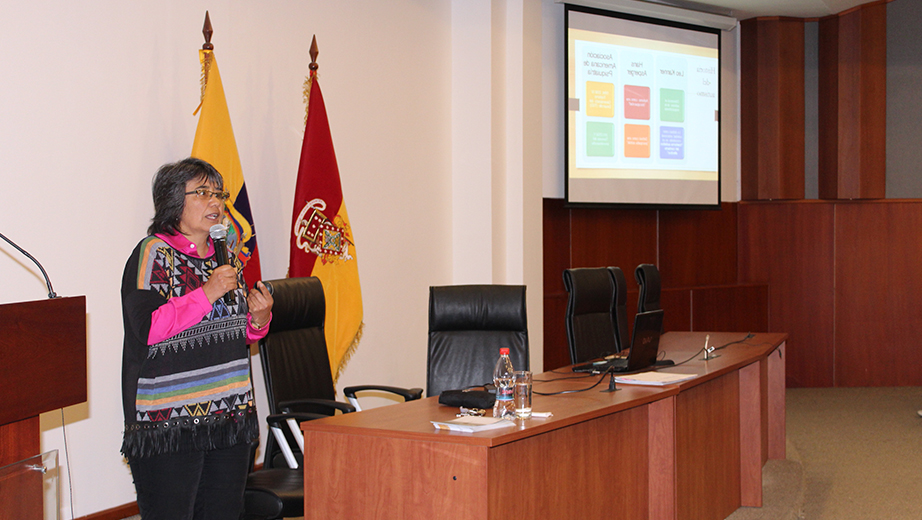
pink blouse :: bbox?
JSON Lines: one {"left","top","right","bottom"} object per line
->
{"left": 147, "top": 233, "right": 270, "bottom": 345}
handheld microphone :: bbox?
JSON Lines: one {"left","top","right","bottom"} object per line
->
{"left": 208, "top": 224, "right": 235, "bottom": 305}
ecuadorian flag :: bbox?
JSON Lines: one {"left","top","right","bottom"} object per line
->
{"left": 191, "top": 46, "right": 263, "bottom": 286}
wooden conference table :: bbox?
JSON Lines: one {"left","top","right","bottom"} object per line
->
{"left": 300, "top": 331, "right": 787, "bottom": 520}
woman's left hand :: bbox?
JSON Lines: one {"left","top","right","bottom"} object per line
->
{"left": 248, "top": 281, "right": 274, "bottom": 329}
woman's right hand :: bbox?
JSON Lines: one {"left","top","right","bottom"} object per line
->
{"left": 203, "top": 265, "right": 239, "bottom": 304}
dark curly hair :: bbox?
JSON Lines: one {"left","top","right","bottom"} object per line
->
{"left": 148, "top": 157, "right": 224, "bottom": 236}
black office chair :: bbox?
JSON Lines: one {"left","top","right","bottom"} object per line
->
{"left": 563, "top": 267, "right": 629, "bottom": 364}
{"left": 635, "top": 264, "right": 664, "bottom": 333}
{"left": 427, "top": 285, "right": 529, "bottom": 398}
{"left": 243, "top": 277, "right": 422, "bottom": 520}
{"left": 610, "top": 267, "right": 630, "bottom": 353}
{"left": 635, "top": 264, "right": 662, "bottom": 313}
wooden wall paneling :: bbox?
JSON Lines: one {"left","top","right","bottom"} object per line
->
{"left": 738, "top": 202, "right": 835, "bottom": 387}
{"left": 818, "top": 4, "right": 887, "bottom": 199}
{"left": 569, "top": 207, "right": 658, "bottom": 285}
{"left": 659, "top": 203, "right": 738, "bottom": 287}
{"left": 834, "top": 202, "right": 922, "bottom": 386}
{"left": 543, "top": 293, "right": 570, "bottom": 371}
{"left": 543, "top": 199, "right": 572, "bottom": 370}
{"left": 770, "top": 18, "right": 806, "bottom": 200}
{"left": 661, "top": 289, "right": 691, "bottom": 333}
{"left": 623, "top": 289, "right": 691, "bottom": 334}
{"left": 740, "top": 18, "right": 806, "bottom": 201}
{"left": 818, "top": 15, "right": 839, "bottom": 196}
{"left": 739, "top": 17, "right": 760, "bottom": 200}
{"left": 543, "top": 198, "right": 570, "bottom": 295}
{"left": 690, "top": 285, "right": 769, "bottom": 334}
{"left": 854, "top": 2, "right": 887, "bottom": 198}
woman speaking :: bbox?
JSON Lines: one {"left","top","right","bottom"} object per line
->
{"left": 120, "top": 157, "right": 273, "bottom": 519}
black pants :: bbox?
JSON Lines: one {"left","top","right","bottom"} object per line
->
{"left": 129, "top": 443, "right": 250, "bottom": 520}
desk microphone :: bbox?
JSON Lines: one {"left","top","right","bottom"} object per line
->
{"left": 209, "top": 224, "right": 235, "bottom": 305}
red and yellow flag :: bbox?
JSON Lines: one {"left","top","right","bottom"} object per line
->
{"left": 289, "top": 69, "right": 363, "bottom": 384}
{"left": 192, "top": 48, "right": 262, "bottom": 286}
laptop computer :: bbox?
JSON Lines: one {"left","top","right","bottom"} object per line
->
{"left": 571, "top": 309, "right": 664, "bottom": 373}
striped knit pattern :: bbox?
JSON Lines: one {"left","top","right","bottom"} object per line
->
{"left": 136, "top": 358, "right": 253, "bottom": 420}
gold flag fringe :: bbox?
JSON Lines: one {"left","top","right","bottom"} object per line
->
{"left": 331, "top": 321, "right": 363, "bottom": 387}
{"left": 302, "top": 71, "right": 317, "bottom": 130}
{"left": 193, "top": 50, "right": 214, "bottom": 116}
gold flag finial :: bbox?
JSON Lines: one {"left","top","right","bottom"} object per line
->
{"left": 309, "top": 35, "right": 319, "bottom": 72}
{"left": 202, "top": 11, "right": 214, "bottom": 50}
{"left": 195, "top": 11, "right": 215, "bottom": 115}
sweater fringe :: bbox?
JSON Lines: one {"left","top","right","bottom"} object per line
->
{"left": 121, "top": 407, "right": 258, "bottom": 461}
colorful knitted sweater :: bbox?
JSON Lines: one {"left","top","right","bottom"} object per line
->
{"left": 120, "top": 234, "right": 258, "bottom": 461}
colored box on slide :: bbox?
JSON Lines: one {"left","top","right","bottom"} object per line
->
{"left": 586, "top": 82, "right": 615, "bottom": 118}
{"left": 659, "top": 126, "right": 684, "bottom": 159}
{"left": 586, "top": 122, "right": 615, "bottom": 157}
{"left": 623, "top": 85, "right": 650, "bottom": 120}
{"left": 660, "top": 88, "right": 685, "bottom": 122}
{"left": 624, "top": 124, "right": 650, "bottom": 158}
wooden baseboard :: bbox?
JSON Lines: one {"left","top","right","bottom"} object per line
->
{"left": 75, "top": 502, "right": 138, "bottom": 520}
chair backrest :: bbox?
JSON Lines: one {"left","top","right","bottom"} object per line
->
{"left": 257, "top": 277, "right": 336, "bottom": 415}
{"left": 427, "top": 285, "right": 529, "bottom": 398}
{"left": 610, "top": 267, "right": 630, "bottom": 353}
{"left": 635, "top": 264, "right": 662, "bottom": 313}
{"left": 563, "top": 267, "right": 628, "bottom": 364}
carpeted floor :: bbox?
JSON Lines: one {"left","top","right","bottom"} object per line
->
{"left": 786, "top": 386, "right": 922, "bottom": 520}
{"left": 728, "top": 386, "right": 922, "bottom": 520}
{"left": 725, "top": 439, "right": 806, "bottom": 520}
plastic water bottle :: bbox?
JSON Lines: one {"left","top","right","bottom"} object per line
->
{"left": 493, "top": 347, "right": 515, "bottom": 419}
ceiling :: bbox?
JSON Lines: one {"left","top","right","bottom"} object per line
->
{"left": 644, "top": 0, "right": 875, "bottom": 19}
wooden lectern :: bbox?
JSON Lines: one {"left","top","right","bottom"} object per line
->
{"left": 0, "top": 296, "right": 87, "bottom": 468}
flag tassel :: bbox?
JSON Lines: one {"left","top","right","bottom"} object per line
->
{"left": 332, "top": 322, "right": 363, "bottom": 385}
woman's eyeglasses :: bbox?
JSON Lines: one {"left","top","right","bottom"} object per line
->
{"left": 185, "top": 188, "right": 231, "bottom": 201}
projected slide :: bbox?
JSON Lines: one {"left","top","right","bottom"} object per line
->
{"left": 566, "top": 7, "right": 720, "bottom": 207}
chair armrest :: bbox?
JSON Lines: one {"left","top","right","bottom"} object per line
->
{"left": 264, "top": 412, "right": 328, "bottom": 427}
{"left": 342, "top": 385, "right": 424, "bottom": 402}
{"left": 278, "top": 398, "right": 356, "bottom": 415}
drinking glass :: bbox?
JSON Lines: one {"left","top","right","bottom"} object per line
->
{"left": 514, "top": 370, "right": 532, "bottom": 419}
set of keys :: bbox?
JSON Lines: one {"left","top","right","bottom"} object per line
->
{"left": 456, "top": 407, "right": 486, "bottom": 417}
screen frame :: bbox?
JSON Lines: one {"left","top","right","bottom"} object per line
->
{"left": 564, "top": 3, "right": 723, "bottom": 210}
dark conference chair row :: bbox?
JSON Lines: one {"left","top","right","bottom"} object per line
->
{"left": 563, "top": 264, "right": 662, "bottom": 365}
{"left": 243, "top": 279, "right": 530, "bottom": 519}
{"left": 243, "top": 267, "right": 660, "bottom": 518}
